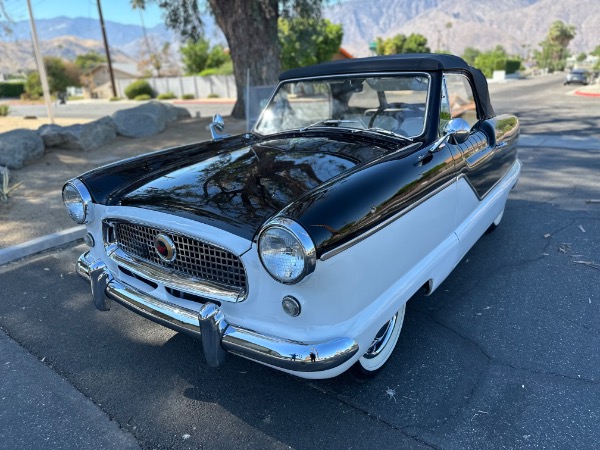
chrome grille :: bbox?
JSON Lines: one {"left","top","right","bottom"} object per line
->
{"left": 114, "top": 222, "right": 247, "bottom": 290}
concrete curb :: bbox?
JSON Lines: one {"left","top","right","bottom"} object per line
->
{"left": 574, "top": 89, "right": 600, "bottom": 97}
{"left": 0, "top": 226, "right": 85, "bottom": 266}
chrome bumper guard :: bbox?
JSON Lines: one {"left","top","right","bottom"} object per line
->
{"left": 77, "top": 252, "right": 359, "bottom": 372}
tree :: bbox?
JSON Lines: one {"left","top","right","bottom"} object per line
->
{"left": 590, "top": 45, "right": 600, "bottom": 57}
{"left": 279, "top": 17, "right": 342, "bottom": 70}
{"left": 26, "top": 57, "right": 81, "bottom": 96}
{"left": 403, "top": 33, "right": 430, "bottom": 54}
{"left": 133, "top": 0, "right": 324, "bottom": 118}
{"left": 535, "top": 20, "right": 576, "bottom": 71}
{"left": 207, "top": 45, "right": 231, "bottom": 70}
{"left": 471, "top": 46, "right": 523, "bottom": 78}
{"left": 576, "top": 52, "right": 587, "bottom": 62}
{"left": 138, "top": 40, "right": 180, "bottom": 77}
{"left": 180, "top": 39, "right": 231, "bottom": 75}
{"left": 375, "top": 33, "right": 429, "bottom": 55}
{"left": 75, "top": 52, "right": 106, "bottom": 71}
{"left": 181, "top": 38, "right": 211, "bottom": 74}
{"left": 462, "top": 47, "right": 481, "bottom": 66}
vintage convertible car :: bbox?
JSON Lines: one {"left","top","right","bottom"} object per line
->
{"left": 63, "top": 54, "right": 520, "bottom": 379}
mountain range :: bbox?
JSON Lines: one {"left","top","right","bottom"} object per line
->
{"left": 0, "top": 0, "right": 597, "bottom": 74}
{"left": 325, "top": 0, "right": 599, "bottom": 57}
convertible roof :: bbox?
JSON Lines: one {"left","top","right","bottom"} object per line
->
{"left": 279, "top": 53, "right": 495, "bottom": 120}
{"left": 279, "top": 54, "right": 470, "bottom": 80}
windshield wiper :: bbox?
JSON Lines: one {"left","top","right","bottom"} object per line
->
{"left": 300, "top": 119, "right": 363, "bottom": 131}
{"left": 354, "top": 127, "right": 413, "bottom": 142}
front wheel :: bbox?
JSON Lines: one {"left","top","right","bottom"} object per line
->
{"left": 350, "top": 304, "right": 406, "bottom": 380}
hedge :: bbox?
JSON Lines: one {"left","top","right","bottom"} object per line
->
{"left": 505, "top": 59, "right": 522, "bottom": 75}
{"left": 124, "top": 80, "right": 155, "bottom": 100}
{"left": 0, "top": 81, "right": 25, "bottom": 98}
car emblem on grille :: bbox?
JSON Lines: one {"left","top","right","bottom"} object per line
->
{"left": 154, "top": 234, "right": 176, "bottom": 262}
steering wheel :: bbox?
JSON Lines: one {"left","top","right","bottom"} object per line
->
{"left": 368, "top": 107, "right": 386, "bottom": 128}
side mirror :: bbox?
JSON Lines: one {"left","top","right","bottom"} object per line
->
{"left": 443, "top": 118, "right": 470, "bottom": 144}
{"left": 210, "top": 114, "right": 229, "bottom": 140}
{"left": 430, "top": 118, "right": 471, "bottom": 153}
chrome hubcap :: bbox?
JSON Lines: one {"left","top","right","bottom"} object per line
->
{"left": 363, "top": 313, "right": 398, "bottom": 359}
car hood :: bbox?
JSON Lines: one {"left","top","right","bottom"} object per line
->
{"left": 118, "top": 137, "right": 382, "bottom": 240}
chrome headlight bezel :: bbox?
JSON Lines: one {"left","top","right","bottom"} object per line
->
{"left": 62, "top": 178, "right": 94, "bottom": 224}
{"left": 258, "top": 217, "right": 316, "bottom": 284}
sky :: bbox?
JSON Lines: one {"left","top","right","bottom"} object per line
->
{"left": 6, "top": 0, "right": 166, "bottom": 27}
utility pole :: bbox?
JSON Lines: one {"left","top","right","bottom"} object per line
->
{"left": 97, "top": 0, "right": 117, "bottom": 97}
{"left": 26, "top": 0, "right": 54, "bottom": 124}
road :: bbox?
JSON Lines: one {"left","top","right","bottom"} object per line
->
{"left": 489, "top": 72, "right": 600, "bottom": 137}
{"left": 1, "top": 74, "right": 600, "bottom": 449}
{"left": 6, "top": 99, "right": 234, "bottom": 122}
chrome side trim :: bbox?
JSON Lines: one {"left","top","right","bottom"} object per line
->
{"left": 321, "top": 158, "right": 522, "bottom": 261}
{"left": 110, "top": 248, "right": 246, "bottom": 303}
{"left": 76, "top": 252, "right": 359, "bottom": 373}
{"left": 320, "top": 178, "right": 455, "bottom": 261}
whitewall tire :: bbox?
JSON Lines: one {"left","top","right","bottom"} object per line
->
{"left": 350, "top": 303, "right": 406, "bottom": 379}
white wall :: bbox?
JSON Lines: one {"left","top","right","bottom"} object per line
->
{"left": 116, "top": 75, "right": 237, "bottom": 99}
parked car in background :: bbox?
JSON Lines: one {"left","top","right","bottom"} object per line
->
{"left": 564, "top": 69, "right": 590, "bottom": 85}
{"left": 63, "top": 54, "right": 520, "bottom": 380}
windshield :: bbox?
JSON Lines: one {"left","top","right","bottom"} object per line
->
{"left": 255, "top": 74, "right": 430, "bottom": 138}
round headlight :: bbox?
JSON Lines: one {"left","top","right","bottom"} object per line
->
{"left": 258, "top": 218, "right": 316, "bottom": 284}
{"left": 62, "top": 179, "right": 93, "bottom": 224}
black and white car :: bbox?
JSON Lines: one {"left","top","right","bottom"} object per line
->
{"left": 63, "top": 54, "right": 520, "bottom": 379}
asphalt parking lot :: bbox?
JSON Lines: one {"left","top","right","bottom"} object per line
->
{"left": 1, "top": 73, "right": 599, "bottom": 449}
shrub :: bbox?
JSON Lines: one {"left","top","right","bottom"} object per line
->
{"left": 0, "top": 104, "right": 9, "bottom": 116}
{"left": 207, "top": 93, "right": 220, "bottom": 98}
{"left": 124, "top": 80, "right": 154, "bottom": 100}
{"left": 20, "top": 92, "right": 41, "bottom": 101}
{"left": 505, "top": 59, "right": 522, "bottom": 74}
{"left": 109, "top": 96, "right": 122, "bottom": 101}
{"left": 157, "top": 92, "right": 176, "bottom": 100}
{"left": 181, "top": 93, "right": 195, "bottom": 100}
{"left": 199, "top": 60, "right": 234, "bottom": 76}
{"left": 0, "top": 81, "right": 25, "bottom": 98}
{"left": 134, "top": 94, "right": 152, "bottom": 101}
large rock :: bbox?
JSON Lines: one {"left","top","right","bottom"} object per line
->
{"left": 112, "top": 101, "right": 168, "bottom": 138}
{"left": 0, "top": 129, "right": 44, "bottom": 169}
{"left": 38, "top": 116, "right": 117, "bottom": 151}
{"left": 112, "top": 101, "right": 192, "bottom": 138}
{"left": 164, "top": 103, "right": 192, "bottom": 122}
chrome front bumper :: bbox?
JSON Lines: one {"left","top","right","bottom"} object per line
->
{"left": 77, "top": 252, "right": 359, "bottom": 372}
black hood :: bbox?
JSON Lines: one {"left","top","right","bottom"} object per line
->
{"left": 117, "top": 137, "right": 388, "bottom": 239}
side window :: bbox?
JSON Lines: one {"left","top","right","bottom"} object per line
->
{"left": 443, "top": 73, "right": 478, "bottom": 129}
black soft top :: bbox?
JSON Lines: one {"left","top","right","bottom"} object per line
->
{"left": 280, "top": 53, "right": 495, "bottom": 120}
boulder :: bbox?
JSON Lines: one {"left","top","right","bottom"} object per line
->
{"left": 111, "top": 101, "right": 192, "bottom": 138}
{"left": 38, "top": 116, "right": 117, "bottom": 151}
{"left": 164, "top": 103, "right": 192, "bottom": 122}
{"left": 112, "top": 101, "right": 168, "bottom": 138}
{"left": 0, "top": 129, "right": 45, "bottom": 169}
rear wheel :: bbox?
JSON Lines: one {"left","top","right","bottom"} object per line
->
{"left": 350, "top": 303, "right": 406, "bottom": 380}
{"left": 486, "top": 208, "right": 504, "bottom": 234}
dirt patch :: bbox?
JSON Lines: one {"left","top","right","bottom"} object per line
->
{"left": 0, "top": 116, "right": 247, "bottom": 249}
